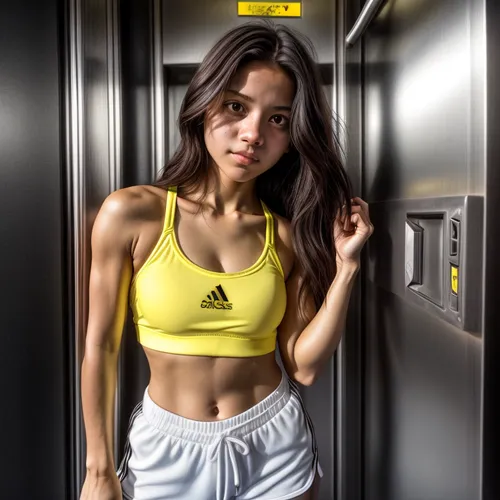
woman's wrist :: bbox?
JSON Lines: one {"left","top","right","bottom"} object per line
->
{"left": 86, "top": 457, "right": 116, "bottom": 477}
{"left": 336, "top": 259, "right": 360, "bottom": 277}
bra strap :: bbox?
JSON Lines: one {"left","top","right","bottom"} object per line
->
{"left": 164, "top": 186, "right": 177, "bottom": 232}
{"left": 261, "top": 202, "right": 275, "bottom": 248}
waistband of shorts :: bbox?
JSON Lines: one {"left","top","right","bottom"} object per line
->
{"left": 142, "top": 372, "right": 291, "bottom": 444}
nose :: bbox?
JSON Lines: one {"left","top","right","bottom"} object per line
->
{"left": 239, "top": 115, "right": 264, "bottom": 146}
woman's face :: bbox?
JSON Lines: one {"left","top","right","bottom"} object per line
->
{"left": 204, "top": 60, "right": 295, "bottom": 184}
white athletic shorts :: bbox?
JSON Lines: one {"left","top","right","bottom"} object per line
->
{"left": 117, "top": 373, "right": 323, "bottom": 500}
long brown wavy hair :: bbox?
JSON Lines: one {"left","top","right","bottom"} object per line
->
{"left": 156, "top": 21, "right": 352, "bottom": 316}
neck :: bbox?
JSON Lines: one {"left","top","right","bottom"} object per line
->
{"left": 188, "top": 170, "right": 261, "bottom": 215}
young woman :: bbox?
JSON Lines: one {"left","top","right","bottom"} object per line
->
{"left": 80, "top": 21, "right": 373, "bottom": 500}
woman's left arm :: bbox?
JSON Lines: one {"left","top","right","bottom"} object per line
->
{"left": 277, "top": 197, "right": 373, "bottom": 386}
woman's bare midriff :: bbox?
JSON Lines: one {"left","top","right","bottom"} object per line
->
{"left": 144, "top": 347, "right": 283, "bottom": 421}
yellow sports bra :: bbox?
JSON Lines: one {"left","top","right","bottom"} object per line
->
{"left": 130, "top": 186, "right": 287, "bottom": 357}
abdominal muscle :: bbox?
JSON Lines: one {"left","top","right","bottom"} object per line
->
{"left": 144, "top": 347, "right": 284, "bottom": 421}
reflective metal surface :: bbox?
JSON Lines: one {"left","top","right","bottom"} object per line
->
{"left": 345, "top": 0, "right": 386, "bottom": 47}
{"left": 342, "top": 0, "right": 490, "bottom": 498}
{"left": 65, "top": 0, "right": 85, "bottom": 495}
{"left": 66, "top": 0, "right": 123, "bottom": 494}
{"left": 0, "top": 1, "right": 68, "bottom": 497}
{"left": 336, "top": 1, "right": 364, "bottom": 499}
{"left": 363, "top": 0, "right": 485, "bottom": 201}
{"left": 152, "top": 0, "right": 165, "bottom": 174}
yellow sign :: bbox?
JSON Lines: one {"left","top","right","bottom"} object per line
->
{"left": 238, "top": 2, "right": 302, "bottom": 17}
{"left": 451, "top": 265, "right": 459, "bottom": 295}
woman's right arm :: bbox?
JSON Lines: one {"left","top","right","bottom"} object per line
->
{"left": 80, "top": 191, "right": 136, "bottom": 499}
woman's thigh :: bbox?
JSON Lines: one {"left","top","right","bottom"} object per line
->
{"left": 292, "top": 473, "right": 321, "bottom": 500}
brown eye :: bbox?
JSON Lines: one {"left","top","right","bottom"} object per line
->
{"left": 271, "top": 115, "right": 289, "bottom": 127}
{"left": 225, "top": 102, "right": 244, "bottom": 113}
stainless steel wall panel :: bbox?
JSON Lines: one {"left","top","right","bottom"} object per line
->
{"left": 162, "top": 0, "right": 335, "bottom": 65}
{"left": 66, "top": 0, "right": 123, "bottom": 494}
{"left": 118, "top": 0, "right": 156, "bottom": 455}
{"left": 364, "top": 283, "right": 481, "bottom": 500}
{"left": 337, "top": 1, "right": 364, "bottom": 499}
{"left": 0, "top": 1, "right": 68, "bottom": 497}
{"left": 363, "top": 0, "right": 486, "bottom": 202}
{"left": 343, "top": 0, "right": 488, "bottom": 499}
{"left": 300, "top": 360, "right": 336, "bottom": 498}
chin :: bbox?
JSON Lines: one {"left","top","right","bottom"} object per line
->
{"left": 225, "top": 169, "right": 259, "bottom": 184}
{"left": 216, "top": 161, "right": 261, "bottom": 184}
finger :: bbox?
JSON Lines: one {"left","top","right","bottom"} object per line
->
{"left": 336, "top": 204, "right": 351, "bottom": 229}
{"left": 351, "top": 197, "right": 370, "bottom": 216}
{"left": 351, "top": 203, "right": 374, "bottom": 231}
{"left": 349, "top": 206, "right": 368, "bottom": 225}
{"left": 351, "top": 212, "right": 373, "bottom": 235}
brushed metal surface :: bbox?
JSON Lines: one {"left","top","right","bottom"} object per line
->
{"left": 117, "top": 0, "right": 156, "bottom": 460}
{"left": 65, "top": 0, "right": 85, "bottom": 495}
{"left": 67, "top": 0, "right": 123, "bottom": 494}
{"left": 364, "top": 283, "right": 481, "bottom": 500}
{"left": 363, "top": 0, "right": 485, "bottom": 201}
{"left": 345, "top": 0, "right": 386, "bottom": 47}
{"left": 162, "top": 0, "right": 335, "bottom": 65}
{"left": 347, "top": 0, "right": 486, "bottom": 499}
{"left": 337, "top": 1, "right": 365, "bottom": 499}
{"left": 0, "top": 1, "right": 67, "bottom": 497}
{"left": 152, "top": 0, "right": 165, "bottom": 174}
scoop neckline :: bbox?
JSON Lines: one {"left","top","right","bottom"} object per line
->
{"left": 170, "top": 189, "right": 270, "bottom": 278}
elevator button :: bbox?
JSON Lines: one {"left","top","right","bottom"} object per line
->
{"left": 451, "top": 265, "right": 459, "bottom": 295}
{"left": 450, "top": 219, "right": 460, "bottom": 257}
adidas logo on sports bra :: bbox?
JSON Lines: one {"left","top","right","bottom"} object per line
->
{"left": 200, "top": 285, "right": 233, "bottom": 310}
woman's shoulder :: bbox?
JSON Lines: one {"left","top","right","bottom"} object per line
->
{"left": 92, "top": 185, "right": 168, "bottom": 244}
{"left": 98, "top": 185, "right": 167, "bottom": 222}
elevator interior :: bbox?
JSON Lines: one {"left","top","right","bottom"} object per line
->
{"left": 1, "top": 0, "right": 500, "bottom": 499}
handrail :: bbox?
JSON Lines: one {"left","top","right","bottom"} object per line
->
{"left": 346, "top": 0, "right": 386, "bottom": 48}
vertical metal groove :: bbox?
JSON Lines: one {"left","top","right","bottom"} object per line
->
{"left": 334, "top": 0, "right": 348, "bottom": 160}
{"left": 107, "top": 0, "right": 123, "bottom": 192}
{"left": 151, "top": 0, "right": 165, "bottom": 178}
{"left": 334, "top": 1, "right": 347, "bottom": 499}
{"left": 106, "top": 0, "right": 124, "bottom": 463}
{"left": 66, "top": 0, "right": 85, "bottom": 495}
{"left": 66, "top": 0, "right": 124, "bottom": 490}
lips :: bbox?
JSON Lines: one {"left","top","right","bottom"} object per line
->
{"left": 233, "top": 151, "right": 258, "bottom": 161}
{"left": 231, "top": 151, "right": 259, "bottom": 165}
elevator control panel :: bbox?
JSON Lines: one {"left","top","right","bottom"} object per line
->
{"left": 368, "top": 196, "right": 483, "bottom": 333}
{"left": 401, "top": 196, "right": 483, "bottom": 333}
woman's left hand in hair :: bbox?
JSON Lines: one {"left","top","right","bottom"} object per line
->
{"left": 334, "top": 197, "right": 374, "bottom": 268}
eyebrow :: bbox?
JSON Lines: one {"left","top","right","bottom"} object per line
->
{"left": 226, "top": 89, "right": 292, "bottom": 112}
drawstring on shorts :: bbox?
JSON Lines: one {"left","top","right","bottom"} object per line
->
{"left": 209, "top": 433, "right": 250, "bottom": 492}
